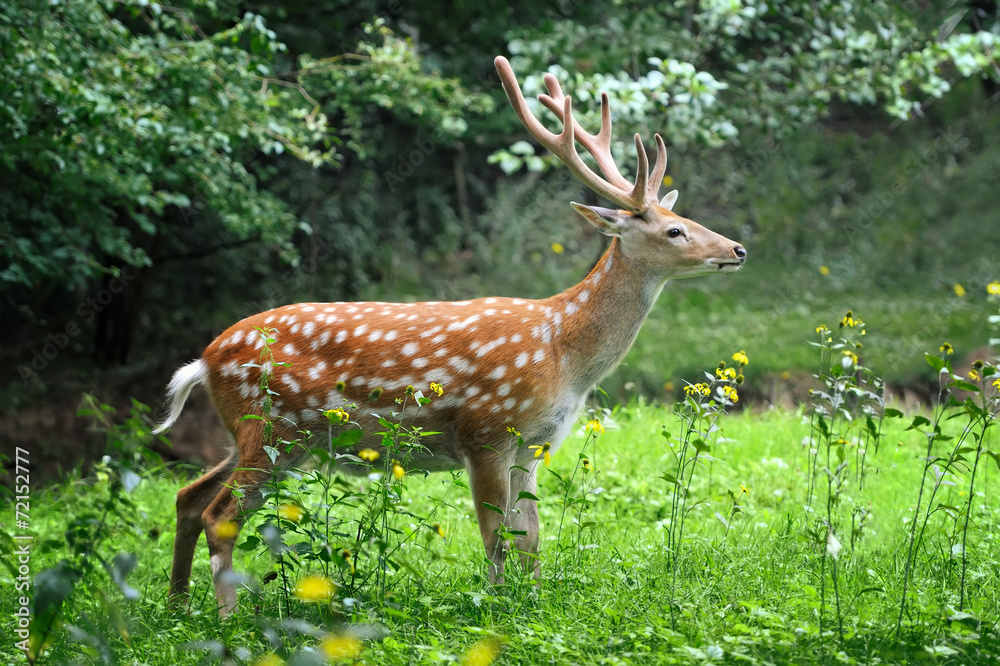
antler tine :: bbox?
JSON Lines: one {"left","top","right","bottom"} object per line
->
{"left": 539, "top": 83, "right": 634, "bottom": 194}
{"left": 630, "top": 133, "right": 649, "bottom": 206}
{"left": 646, "top": 134, "right": 668, "bottom": 201}
{"left": 495, "top": 56, "right": 646, "bottom": 212}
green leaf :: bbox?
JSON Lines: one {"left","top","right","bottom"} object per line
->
{"left": 332, "top": 429, "right": 365, "bottom": 449}
{"left": 480, "top": 502, "right": 504, "bottom": 515}
{"left": 516, "top": 491, "right": 540, "bottom": 503}
{"left": 907, "top": 415, "right": 932, "bottom": 431}
{"left": 925, "top": 353, "right": 946, "bottom": 372}
{"left": 949, "top": 379, "right": 981, "bottom": 393}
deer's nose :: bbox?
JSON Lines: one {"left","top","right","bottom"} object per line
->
{"left": 733, "top": 245, "right": 747, "bottom": 261}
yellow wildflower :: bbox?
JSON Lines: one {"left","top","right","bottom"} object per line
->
{"left": 506, "top": 426, "right": 521, "bottom": 437}
{"left": 432, "top": 523, "right": 446, "bottom": 539}
{"left": 551, "top": 242, "right": 564, "bottom": 254}
{"left": 586, "top": 418, "right": 604, "bottom": 434}
{"left": 683, "top": 383, "right": 711, "bottom": 397}
{"left": 662, "top": 174, "right": 674, "bottom": 187}
{"left": 277, "top": 504, "right": 304, "bottom": 523}
{"left": 732, "top": 351, "right": 749, "bottom": 366}
{"left": 529, "top": 442, "right": 552, "bottom": 467}
{"left": 740, "top": 484, "right": 750, "bottom": 495}
{"left": 324, "top": 407, "right": 349, "bottom": 424}
{"left": 582, "top": 458, "right": 592, "bottom": 473}
{"left": 215, "top": 520, "right": 239, "bottom": 540}
{"left": 953, "top": 283, "right": 966, "bottom": 298}
{"left": 992, "top": 378, "right": 1000, "bottom": 390}
{"left": 430, "top": 382, "right": 444, "bottom": 396}
{"left": 988, "top": 281, "right": 1000, "bottom": 296}
{"left": 461, "top": 637, "right": 503, "bottom": 666}
{"left": 819, "top": 265, "right": 830, "bottom": 276}
{"left": 780, "top": 371, "right": 791, "bottom": 381}
{"left": 293, "top": 575, "right": 336, "bottom": 602}
{"left": 968, "top": 369, "right": 980, "bottom": 381}
{"left": 815, "top": 325, "right": 829, "bottom": 334}
{"left": 842, "top": 350, "right": 859, "bottom": 364}
{"left": 321, "top": 633, "right": 362, "bottom": 661}
{"left": 722, "top": 385, "right": 739, "bottom": 403}
{"left": 940, "top": 342, "right": 953, "bottom": 355}
{"left": 715, "top": 365, "right": 736, "bottom": 379}
{"left": 358, "top": 448, "right": 380, "bottom": 462}
{"left": 841, "top": 311, "right": 861, "bottom": 328}
{"left": 252, "top": 654, "right": 285, "bottom": 666}
{"left": 393, "top": 463, "right": 405, "bottom": 480}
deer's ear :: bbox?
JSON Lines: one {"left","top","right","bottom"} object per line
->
{"left": 571, "top": 203, "right": 630, "bottom": 237}
{"left": 659, "top": 190, "right": 679, "bottom": 211}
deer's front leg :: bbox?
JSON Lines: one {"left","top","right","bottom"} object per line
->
{"left": 466, "top": 450, "right": 512, "bottom": 583}
{"left": 509, "top": 462, "right": 541, "bottom": 580}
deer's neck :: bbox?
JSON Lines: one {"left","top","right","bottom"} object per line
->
{"left": 549, "top": 239, "right": 666, "bottom": 394}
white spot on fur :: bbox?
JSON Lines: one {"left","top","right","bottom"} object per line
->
{"left": 335, "top": 330, "right": 348, "bottom": 343}
{"left": 264, "top": 315, "right": 275, "bottom": 324}
{"left": 448, "top": 357, "right": 475, "bottom": 374}
{"left": 447, "top": 314, "right": 481, "bottom": 331}
{"left": 382, "top": 359, "right": 397, "bottom": 368}
{"left": 308, "top": 361, "right": 327, "bottom": 381}
{"left": 518, "top": 397, "right": 535, "bottom": 412}
{"left": 502, "top": 398, "right": 517, "bottom": 410}
{"left": 515, "top": 352, "right": 529, "bottom": 368}
{"left": 369, "top": 330, "right": 383, "bottom": 342}
{"left": 476, "top": 336, "right": 507, "bottom": 357}
{"left": 246, "top": 329, "right": 259, "bottom": 345}
{"left": 283, "top": 376, "right": 301, "bottom": 393}
{"left": 497, "top": 383, "right": 511, "bottom": 396}
{"left": 355, "top": 324, "right": 368, "bottom": 337}
{"left": 302, "top": 321, "right": 316, "bottom": 337}
{"left": 402, "top": 342, "right": 418, "bottom": 356}
{"left": 412, "top": 357, "right": 429, "bottom": 368}
{"left": 533, "top": 349, "right": 546, "bottom": 363}
{"left": 488, "top": 366, "right": 507, "bottom": 380}
{"left": 385, "top": 330, "right": 398, "bottom": 341}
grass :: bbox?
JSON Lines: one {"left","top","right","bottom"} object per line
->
{"left": 3, "top": 375, "right": 999, "bottom": 664}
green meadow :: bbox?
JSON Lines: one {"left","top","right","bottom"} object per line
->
{"left": 3, "top": 341, "right": 998, "bottom": 664}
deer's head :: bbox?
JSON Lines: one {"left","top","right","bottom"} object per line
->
{"left": 495, "top": 57, "right": 746, "bottom": 280}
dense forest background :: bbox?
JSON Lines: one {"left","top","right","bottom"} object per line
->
{"left": 2, "top": 0, "right": 999, "bottom": 475}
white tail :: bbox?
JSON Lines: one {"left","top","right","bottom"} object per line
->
{"left": 157, "top": 56, "right": 746, "bottom": 616}
{"left": 152, "top": 360, "right": 207, "bottom": 435}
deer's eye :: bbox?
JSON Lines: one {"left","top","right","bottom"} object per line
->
{"left": 667, "top": 227, "right": 682, "bottom": 238}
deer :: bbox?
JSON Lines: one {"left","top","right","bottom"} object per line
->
{"left": 152, "top": 55, "right": 746, "bottom": 617}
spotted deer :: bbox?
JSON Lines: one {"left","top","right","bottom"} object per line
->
{"left": 153, "top": 55, "right": 746, "bottom": 616}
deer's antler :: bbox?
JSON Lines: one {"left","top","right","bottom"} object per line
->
{"left": 494, "top": 56, "right": 667, "bottom": 213}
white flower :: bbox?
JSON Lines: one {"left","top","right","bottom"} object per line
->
{"left": 826, "top": 531, "right": 842, "bottom": 561}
